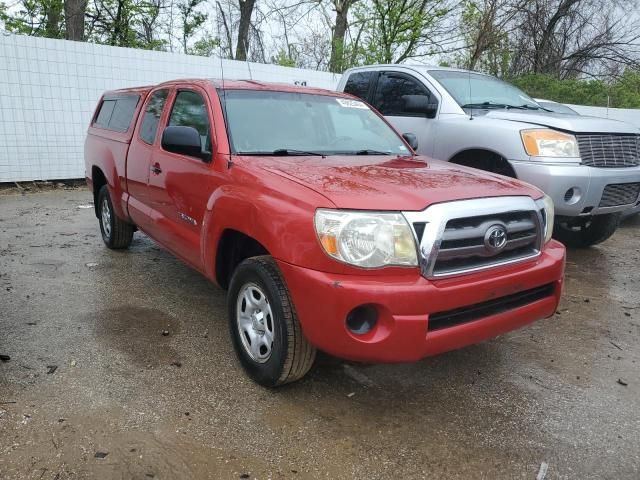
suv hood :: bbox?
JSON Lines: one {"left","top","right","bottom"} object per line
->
{"left": 251, "top": 155, "right": 542, "bottom": 211}
{"left": 484, "top": 110, "right": 640, "bottom": 134}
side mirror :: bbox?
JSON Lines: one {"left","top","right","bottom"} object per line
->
{"left": 402, "top": 133, "right": 418, "bottom": 150}
{"left": 403, "top": 95, "right": 438, "bottom": 117}
{"left": 162, "top": 126, "right": 210, "bottom": 161}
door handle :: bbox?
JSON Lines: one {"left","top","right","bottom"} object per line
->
{"left": 151, "top": 163, "right": 162, "bottom": 174}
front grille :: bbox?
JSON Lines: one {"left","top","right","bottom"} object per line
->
{"left": 599, "top": 183, "right": 640, "bottom": 207}
{"left": 428, "top": 283, "right": 555, "bottom": 331}
{"left": 576, "top": 134, "right": 640, "bottom": 168}
{"left": 432, "top": 211, "right": 541, "bottom": 277}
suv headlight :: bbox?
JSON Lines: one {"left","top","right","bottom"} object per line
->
{"left": 536, "top": 194, "right": 555, "bottom": 243}
{"left": 314, "top": 209, "right": 418, "bottom": 268}
{"left": 521, "top": 129, "right": 579, "bottom": 157}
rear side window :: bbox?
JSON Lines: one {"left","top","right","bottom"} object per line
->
{"left": 140, "top": 90, "right": 169, "bottom": 144}
{"left": 95, "top": 100, "right": 116, "bottom": 128}
{"left": 168, "top": 90, "right": 212, "bottom": 155}
{"left": 343, "top": 71, "right": 374, "bottom": 101}
{"left": 93, "top": 95, "right": 140, "bottom": 132}
{"left": 372, "top": 73, "right": 431, "bottom": 116}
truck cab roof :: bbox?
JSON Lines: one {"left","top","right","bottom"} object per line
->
{"left": 103, "top": 79, "right": 352, "bottom": 99}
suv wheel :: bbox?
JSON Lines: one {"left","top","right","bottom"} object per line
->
{"left": 553, "top": 213, "right": 621, "bottom": 248}
{"left": 97, "top": 185, "right": 134, "bottom": 249}
{"left": 228, "top": 256, "right": 316, "bottom": 386}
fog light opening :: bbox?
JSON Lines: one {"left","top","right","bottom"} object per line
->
{"left": 564, "top": 187, "right": 582, "bottom": 205}
{"left": 346, "top": 305, "right": 378, "bottom": 335}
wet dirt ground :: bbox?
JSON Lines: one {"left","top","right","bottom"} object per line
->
{"left": 1, "top": 190, "right": 638, "bottom": 480}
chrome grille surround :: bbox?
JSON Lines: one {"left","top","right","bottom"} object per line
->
{"left": 403, "top": 197, "right": 544, "bottom": 279}
{"left": 576, "top": 134, "right": 640, "bottom": 168}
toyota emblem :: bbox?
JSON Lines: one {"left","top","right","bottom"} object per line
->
{"left": 484, "top": 225, "right": 508, "bottom": 252}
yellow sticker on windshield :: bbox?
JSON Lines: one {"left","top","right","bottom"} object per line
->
{"left": 336, "top": 98, "right": 368, "bottom": 109}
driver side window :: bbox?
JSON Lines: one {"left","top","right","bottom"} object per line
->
{"left": 373, "top": 73, "right": 435, "bottom": 117}
{"left": 168, "top": 90, "right": 212, "bottom": 155}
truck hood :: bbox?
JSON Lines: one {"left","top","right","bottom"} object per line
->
{"left": 250, "top": 155, "right": 542, "bottom": 211}
{"left": 484, "top": 110, "right": 640, "bottom": 134}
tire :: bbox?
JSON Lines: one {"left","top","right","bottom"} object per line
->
{"left": 97, "top": 185, "right": 134, "bottom": 249}
{"left": 553, "top": 213, "right": 621, "bottom": 248}
{"left": 228, "top": 256, "right": 316, "bottom": 387}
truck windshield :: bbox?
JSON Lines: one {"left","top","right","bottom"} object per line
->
{"left": 220, "top": 90, "right": 410, "bottom": 156}
{"left": 429, "top": 70, "right": 540, "bottom": 110}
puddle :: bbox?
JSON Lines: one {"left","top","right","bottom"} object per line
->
{"left": 92, "top": 307, "right": 181, "bottom": 366}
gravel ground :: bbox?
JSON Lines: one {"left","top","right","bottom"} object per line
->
{"left": 0, "top": 189, "right": 638, "bottom": 480}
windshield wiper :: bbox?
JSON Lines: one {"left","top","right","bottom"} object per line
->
{"left": 524, "top": 104, "right": 554, "bottom": 112}
{"left": 461, "top": 102, "right": 510, "bottom": 109}
{"left": 355, "top": 149, "right": 393, "bottom": 155}
{"left": 462, "top": 102, "right": 553, "bottom": 112}
{"left": 237, "top": 149, "right": 325, "bottom": 156}
{"left": 272, "top": 148, "right": 325, "bottom": 156}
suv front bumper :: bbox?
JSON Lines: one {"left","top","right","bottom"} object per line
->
{"left": 510, "top": 161, "right": 640, "bottom": 217}
{"left": 277, "top": 240, "right": 565, "bottom": 363}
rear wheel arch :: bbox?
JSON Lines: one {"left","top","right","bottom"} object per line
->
{"left": 449, "top": 149, "right": 517, "bottom": 178}
{"left": 91, "top": 166, "right": 108, "bottom": 218}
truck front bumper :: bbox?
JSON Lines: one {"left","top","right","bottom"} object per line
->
{"left": 510, "top": 161, "right": 640, "bottom": 217}
{"left": 277, "top": 240, "right": 565, "bottom": 363}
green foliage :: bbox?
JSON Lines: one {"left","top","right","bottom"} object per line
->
{"left": 274, "top": 49, "right": 296, "bottom": 67}
{"left": 191, "top": 35, "right": 220, "bottom": 57}
{"left": 179, "top": 0, "right": 207, "bottom": 53}
{"left": 510, "top": 71, "right": 640, "bottom": 108}
{"left": 454, "top": 0, "right": 510, "bottom": 76}
{"left": 349, "top": 0, "right": 451, "bottom": 65}
{"left": 1, "top": 0, "right": 64, "bottom": 38}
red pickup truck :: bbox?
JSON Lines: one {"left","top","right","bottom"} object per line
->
{"left": 85, "top": 79, "right": 565, "bottom": 386}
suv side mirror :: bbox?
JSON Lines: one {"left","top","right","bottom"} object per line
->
{"left": 162, "top": 126, "right": 210, "bottom": 161}
{"left": 403, "top": 95, "right": 438, "bottom": 118}
{"left": 402, "top": 133, "right": 418, "bottom": 150}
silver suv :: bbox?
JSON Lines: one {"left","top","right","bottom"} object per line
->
{"left": 337, "top": 65, "right": 640, "bottom": 247}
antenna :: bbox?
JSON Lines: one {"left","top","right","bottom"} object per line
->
{"left": 217, "top": 35, "right": 233, "bottom": 168}
{"left": 244, "top": 38, "right": 253, "bottom": 80}
{"left": 468, "top": 68, "right": 474, "bottom": 120}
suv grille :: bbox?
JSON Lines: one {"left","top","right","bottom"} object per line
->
{"left": 576, "top": 134, "right": 640, "bottom": 168}
{"left": 599, "top": 183, "right": 640, "bottom": 207}
{"left": 432, "top": 211, "right": 540, "bottom": 277}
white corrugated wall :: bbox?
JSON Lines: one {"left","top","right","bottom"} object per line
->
{"left": 0, "top": 33, "right": 339, "bottom": 182}
{"left": 568, "top": 104, "right": 640, "bottom": 128}
{"left": 1, "top": 33, "right": 640, "bottom": 182}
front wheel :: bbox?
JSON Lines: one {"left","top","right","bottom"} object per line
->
{"left": 553, "top": 213, "right": 621, "bottom": 248}
{"left": 228, "top": 256, "right": 316, "bottom": 387}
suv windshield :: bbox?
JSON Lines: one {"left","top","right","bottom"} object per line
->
{"left": 429, "top": 70, "right": 539, "bottom": 110}
{"left": 220, "top": 90, "right": 410, "bottom": 156}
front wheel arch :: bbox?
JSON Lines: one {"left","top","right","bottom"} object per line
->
{"left": 449, "top": 149, "right": 517, "bottom": 178}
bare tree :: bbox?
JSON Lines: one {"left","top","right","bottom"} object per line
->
{"left": 510, "top": 0, "right": 640, "bottom": 78}
{"left": 64, "top": 0, "right": 88, "bottom": 40}
{"left": 328, "top": 0, "right": 358, "bottom": 72}
{"left": 236, "top": 0, "right": 256, "bottom": 60}
{"left": 460, "top": 0, "right": 525, "bottom": 72}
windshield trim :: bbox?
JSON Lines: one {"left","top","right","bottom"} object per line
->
{"left": 427, "top": 69, "right": 538, "bottom": 110}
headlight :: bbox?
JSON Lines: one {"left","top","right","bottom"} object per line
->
{"left": 521, "top": 129, "right": 579, "bottom": 157}
{"left": 314, "top": 209, "right": 418, "bottom": 268}
{"left": 536, "top": 194, "right": 555, "bottom": 243}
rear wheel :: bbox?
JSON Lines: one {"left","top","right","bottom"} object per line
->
{"left": 97, "top": 185, "right": 134, "bottom": 249}
{"left": 553, "top": 213, "right": 621, "bottom": 248}
{"left": 228, "top": 256, "right": 316, "bottom": 387}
